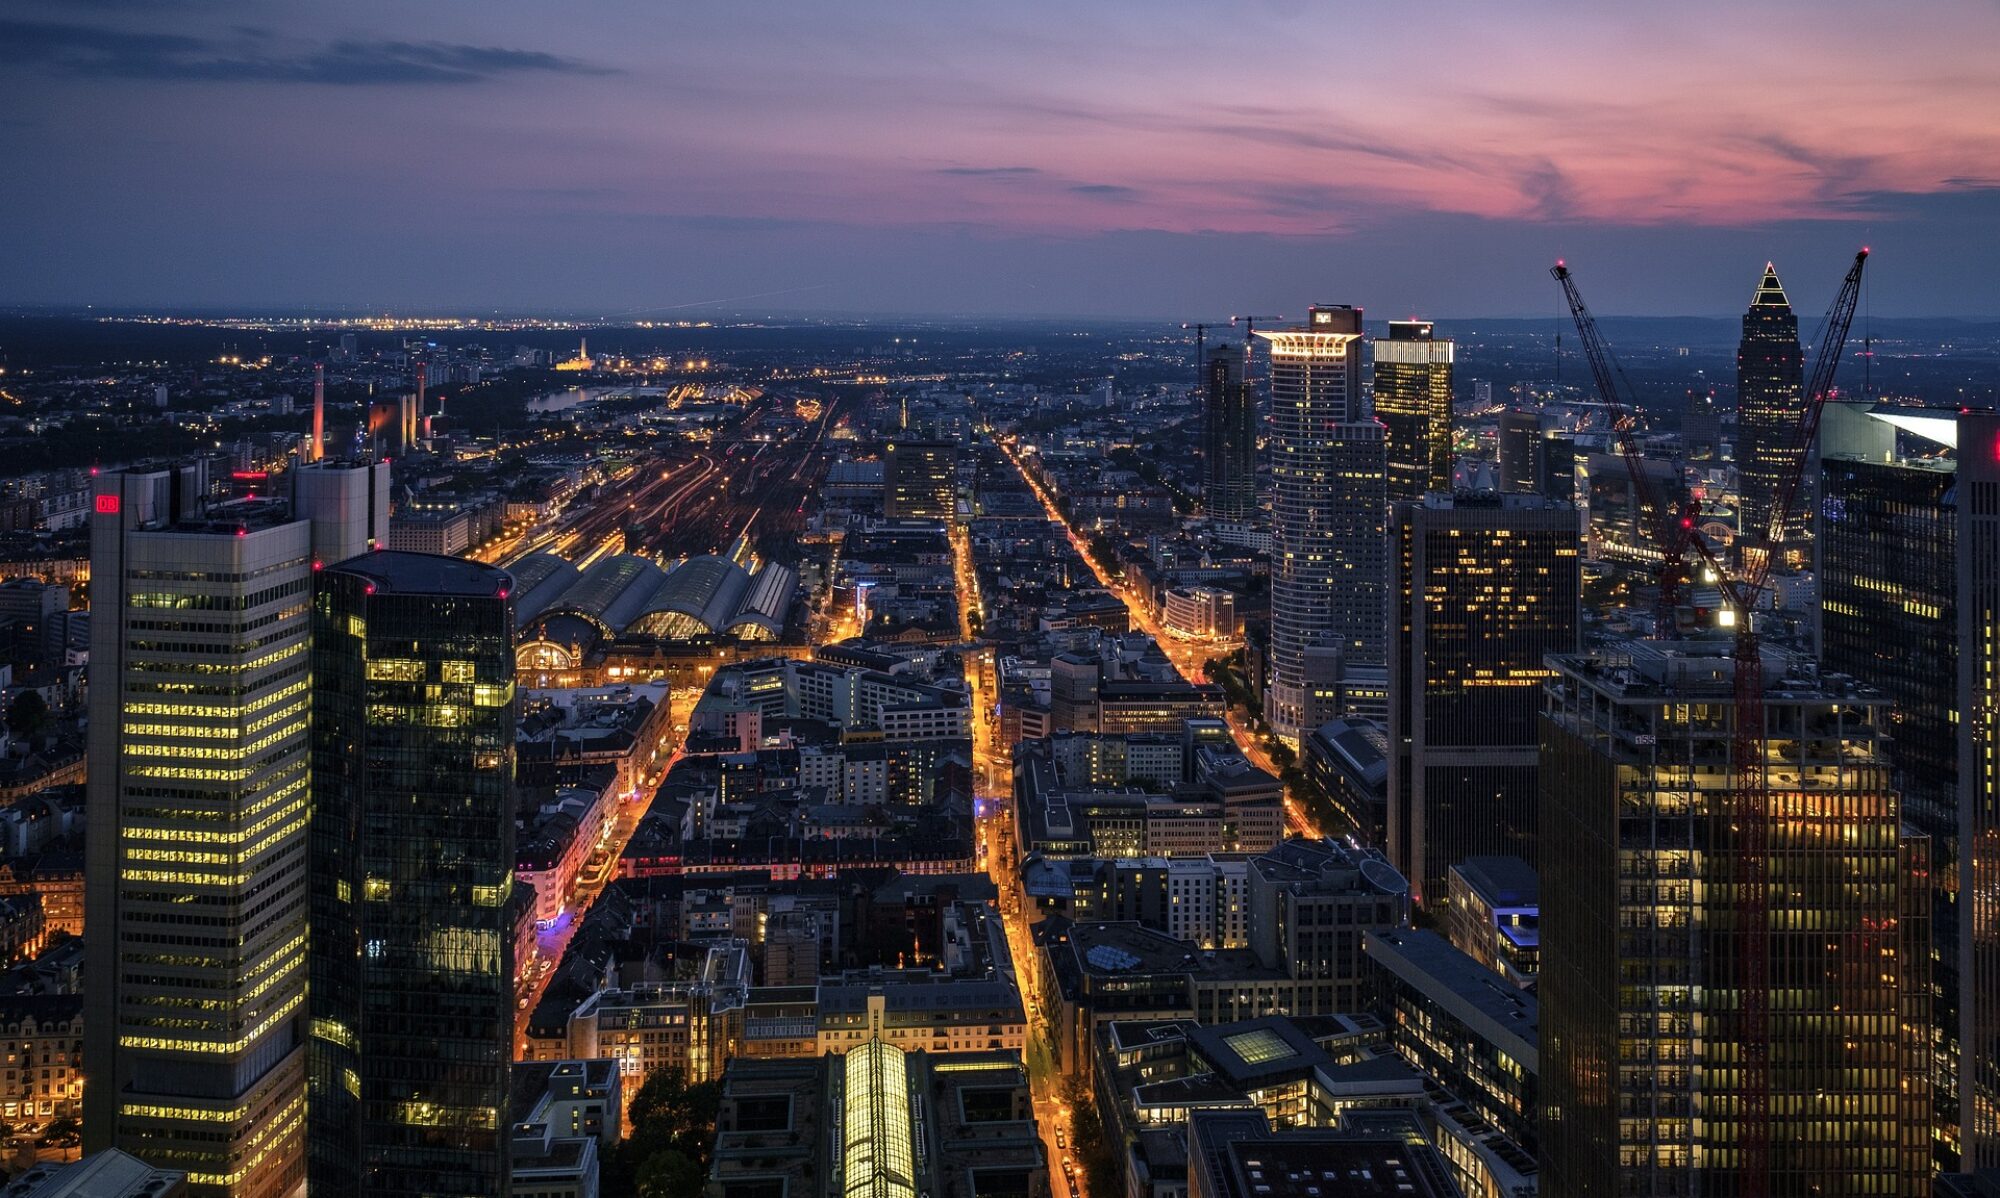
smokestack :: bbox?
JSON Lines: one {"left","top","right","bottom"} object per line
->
{"left": 311, "top": 363, "right": 325, "bottom": 463}
{"left": 410, "top": 362, "right": 426, "bottom": 448}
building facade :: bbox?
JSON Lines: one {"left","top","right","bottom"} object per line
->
{"left": 307, "top": 553, "right": 517, "bottom": 1197}
{"left": 1373, "top": 321, "right": 1455, "bottom": 502}
{"left": 1818, "top": 401, "right": 1962, "bottom": 1164}
{"left": 1387, "top": 493, "right": 1580, "bottom": 907}
{"left": 1735, "top": 264, "right": 1806, "bottom": 548}
{"left": 884, "top": 441, "right": 956, "bottom": 521}
{"left": 1959, "top": 411, "right": 2000, "bottom": 1170}
{"left": 1497, "top": 409, "right": 1540, "bottom": 495}
{"left": 1201, "top": 345, "right": 1258, "bottom": 522}
{"left": 1257, "top": 306, "right": 1386, "bottom": 742}
{"left": 1538, "top": 641, "right": 1930, "bottom": 1198}
{"left": 84, "top": 460, "right": 383, "bottom": 1195}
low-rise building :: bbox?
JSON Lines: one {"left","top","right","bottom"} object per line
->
{"left": 1185, "top": 1109, "right": 1461, "bottom": 1198}
{"left": 1303, "top": 718, "right": 1388, "bottom": 848}
{"left": 1443, "top": 857, "right": 1538, "bottom": 988}
{"left": 508, "top": 1058, "right": 620, "bottom": 1198}
{"left": 709, "top": 1042, "right": 1047, "bottom": 1198}
{"left": 517, "top": 683, "right": 674, "bottom": 798}
{"left": 1161, "top": 587, "right": 1238, "bottom": 641}
{"left": 1364, "top": 929, "right": 1539, "bottom": 1154}
{"left": 0, "top": 1149, "right": 186, "bottom": 1197}
{"left": 0, "top": 993, "right": 82, "bottom": 1130}
{"left": 815, "top": 970, "right": 1026, "bottom": 1058}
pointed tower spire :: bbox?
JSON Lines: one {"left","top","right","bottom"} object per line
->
{"left": 1751, "top": 262, "right": 1791, "bottom": 310}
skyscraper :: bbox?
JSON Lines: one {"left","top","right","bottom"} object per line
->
{"left": 1735, "top": 263, "right": 1806, "bottom": 547}
{"left": 1539, "top": 640, "right": 1930, "bottom": 1197}
{"left": 84, "top": 458, "right": 386, "bottom": 1197}
{"left": 1372, "top": 321, "right": 1454, "bottom": 501}
{"left": 884, "top": 440, "right": 956, "bottom": 521}
{"left": 1819, "top": 401, "right": 1962, "bottom": 1164}
{"left": 307, "top": 552, "right": 517, "bottom": 1196}
{"left": 1201, "top": 344, "right": 1257, "bottom": 522}
{"left": 1257, "top": 305, "right": 1386, "bottom": 742}
{"left": 1958, "top": 411, "right": 2000, "bottom": 1170}
{"left": 1496, "top": 409, "right": 1540, "bottom": 494}
{"left": 1387, "top": 492, "right": 1579, "bottom": 906}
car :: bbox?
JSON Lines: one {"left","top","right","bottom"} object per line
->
{"left": 1056, "top": 1130, "right": 1066, "bottom": 1150}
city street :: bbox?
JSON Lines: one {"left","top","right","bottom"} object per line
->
{"left": 992, "top": 435, "right": 1323, "bottom": 838}
{"left": 951, "top": 501, "right": 1085, "bottom": 1198}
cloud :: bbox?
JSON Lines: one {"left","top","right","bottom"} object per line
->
{"left": 0, "top": 19, "right": 613, "bottom": 84}
{"left": 1196, "top": 120, "right": 1455, "bottom": 171}
{"left": 1069, "top": 183, "right": 1141, "bottom": 201}
{"left": 935, "top": 166, "right": 1043, "bottom": 177}
{"left": 1517, "top": 160, "right": 1578, "bottom": 222}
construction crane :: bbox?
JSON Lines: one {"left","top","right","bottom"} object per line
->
{"left": 1710, "top": 248, "right": 1868, "bottom": 1197}
{"left": 1229, "top": 314, "right": 1283, "bottom": 348}
{"left": 1230, "top": 315, "right": 1284, "bottom": 401}
{"left": 1183, "top": 322, "right": 1225, "bottom": 493}
{"left": 1549, "top": 262, "right": 1708, "bottom": 636}
{"left": 1180, "top": 321, "right": 1223, "bottom": 374}
{"left": 1558, "top": 252, "right": 1868, "bottom": 1195}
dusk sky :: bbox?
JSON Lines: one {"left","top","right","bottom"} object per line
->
{"left": 3, "top": 0, "right": 1998, "bottom": 319}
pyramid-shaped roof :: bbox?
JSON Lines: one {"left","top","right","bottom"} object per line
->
{"left": 1750, "top": 262, "right": 1791, "bottom": 310}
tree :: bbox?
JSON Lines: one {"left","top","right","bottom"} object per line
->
{"left": 602, "top": 1068, "right": 722, "bottom": 1198}
{"left": 5, "top": 691, "right": 47, "bottom": 742}
{"left": 635, "top": 1148, "right": 705, "bottom": 1198}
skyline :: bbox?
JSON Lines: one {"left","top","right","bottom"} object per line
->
{"left": 2, "top": 1, "right": 1998, "bottom": 317}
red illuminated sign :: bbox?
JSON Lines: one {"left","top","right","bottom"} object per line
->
{"left": 94, "top": 495, "right": 120, "bottom": 515}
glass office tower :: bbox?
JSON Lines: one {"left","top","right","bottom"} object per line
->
{"left": 1373, "top": 320, "right": 1455, "bottom": 501}
{"left": 1257, "top": 306, "right": 1386, "bottom": 742}
{"left": 307, "top": 552, "right": 517, "bottom": 1197}
{"left": 1735, "top": 264, "right": 1806, "bottom": 547}
{"left": 1201, "top": 345, "right": 1258, "bottom": 522}
{"left": 1819, "top": 401, "right": 1962, "bottom": 1165}
{"left": 1387, "top": 492, "right": 1579, "bottom": 907}
{"left": 1539, "top": 640, "right": 1930, "bottom": 1198}
{"left": 84, "top": 459, "right": 385, "bottom": 1197}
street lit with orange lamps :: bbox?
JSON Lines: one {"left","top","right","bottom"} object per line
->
{"left": 993, "top": 434, "right": 1320, "bottom": 839}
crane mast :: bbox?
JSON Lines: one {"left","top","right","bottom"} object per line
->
{"left": 1550, "top": 263, "right": 1705, "bottom": 636}
{"left": 1551, "top": 251, "right": 1868, "bottom": 1197}
{"left": 1720, "top": 246, "right": 1866, "bottom": 1196}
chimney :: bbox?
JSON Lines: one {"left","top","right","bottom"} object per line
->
{"left": 311, "top": 363, "right": 325, "bottom": 463}
{"left": 410, "top": 362, "right": 426, "bottom": 448}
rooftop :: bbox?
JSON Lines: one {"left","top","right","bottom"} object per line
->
{"left": 326, "top": 550, "right": 511, "bottom": 598}
{"left": 1364, "top": 929, "right": 1539, "bottom": 1069}
{"left": 1450, "top": 856, "right": 1538, "bottom": 909}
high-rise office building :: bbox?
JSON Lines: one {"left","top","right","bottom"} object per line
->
{"left": 1819, "top": 401, "right": 1962, "bottom": 1164}
{"left": 1256, "top": 306, "right": 1386, "bottom": 742}
{"left": 884, "top": 440, "right": 956, "bottom": 521}
{"left": 1497, "top": 409, "right": 1540, "bottom": 494}
{"left": 84, "top": 459, "right": 386, "bottom": 1197}
{"left": 1373, "top": 321, "right": 1454, "bottom": 501}
{"left": 1958, "top": 411, "right": 2000, "bottom": 1171}
{"left": 307, "top": 553, "right": 517, "bottom": 1196}
{"left": 1201, "top": 345, "right": 1258, "bottom": 522}
{"left": 1684, "top": 390, "right": 1723, "bottom": 461}
{"left": 1539, "top": 640, "right": 1930, "bottom": 1198}
{"left": 1735, "top": 263, "right": 1806, "bottom": 547}
{"left": 1387, "top": 493, "right": 1579, "bottom": 906}
{"left": 1537, "top": 430, "right": 1577, "bottom": 504}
